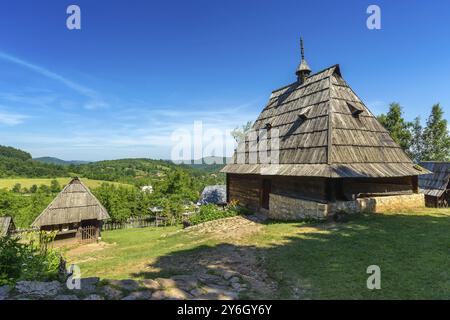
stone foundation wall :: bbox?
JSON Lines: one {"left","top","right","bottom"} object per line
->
{"left": 357, "top": 193, "right": 425, "bottom": 213}
{"left": 269, "top": 193, "right": 425, "bottom": 220}
{"left": 269, "top": 194, "right": 328, "bottom": 220}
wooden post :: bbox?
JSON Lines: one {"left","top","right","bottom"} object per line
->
{"left": 226, "top": 173, "right": 230, "bottom": 203}
{"left": 411, "top": 176, "right": 419, "bottom": 193}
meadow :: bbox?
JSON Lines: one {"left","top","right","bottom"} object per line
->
{"left": 0, "top": 177, "right": 128, "bottom": 190}
{"left": 66, "top": 207, "right": 450, "bottom": 299}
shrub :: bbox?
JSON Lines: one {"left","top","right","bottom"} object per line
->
{"left": 189, "top": 204, "right": 237, "bottom": 226}
{"left": 189, "top": 202, "right": 254, "bottom": 226}
{"left": 0, "top": 232, "right": 61, "bottom": 286}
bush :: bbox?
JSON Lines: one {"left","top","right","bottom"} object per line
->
{"left": 188, "top": 202, "right": 255, "bottom": 226}
{"left": 189, "top": 204, "right": 236, "bottom": 226}
{"left": 0, "top": 233, "right": 61, "bottom": 286}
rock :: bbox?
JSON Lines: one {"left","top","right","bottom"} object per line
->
{"left": 198, "top": 273, "right": 222, "bottom": 282}
{"left": 155, "top": 278, "right": 176, "bottom": 289}
{"left": 54, "top": 295, "right": 79, "bottom": 300}
{"left": 190, "top": 288, "right": 205, "bottom": 297}
{"left": 16, "top": 281, "right": 62, "bottom": 298}
{"left": 229, "top": 276, "right": 240, "bottom": 283}
{"left": 222, "top": 270, "right": 237, "bottom": 280}
{"left": 102, "top": 286, "right": 123, "bottom": 300}
{"left": 83, "top": 294, "right": 104, "bottom": 300}
{"left": 0, "top": 285, "right": 11, "bottom": 300}
{"left": 202, "top": 285, "right": 238, "bottom": 300}
{"left": 171, "top": 275, "right": 198, "bottom": 291}
{"left": 203, "top": 283, "right": 231, "bottom": 292}
{"left": 109, "top": 279, "right": 140, "bottom": 291}
{"left": 78, "top": 277, "right": 100, "bottom": 294}
{"left": 198, "top": 274, "right": 227, "bottom": 285}
{"left": 231, "top": 282, "right": 241, "bottom": 290}
{"left": 121, "top": 290, "right": 152, "bottom": 300}
{"left": 141, "top": 279, "right": 160, "bottom": 290}
{"left": 152, "top": 288, "right": 193, "bottom": 300}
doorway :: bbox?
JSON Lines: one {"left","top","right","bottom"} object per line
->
{"left": 261, "top": 179, "right": 271, "bottom": 210}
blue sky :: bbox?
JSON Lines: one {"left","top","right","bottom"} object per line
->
{"left": 0, "top": 0, "right": 449, "bottom": 160}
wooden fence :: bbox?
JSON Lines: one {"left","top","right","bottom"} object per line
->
{"left": 102, "top": 215, "right": 169, "bottom": 231}
{"left": 80, "top": 226, "right": 98, "bottom": 244}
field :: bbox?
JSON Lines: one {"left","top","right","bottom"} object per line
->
{"left": 0, "top": 177, "right": 129, "bottom": 190}
{"left": 66, "top": 207, "right": 450, "bottom": 299}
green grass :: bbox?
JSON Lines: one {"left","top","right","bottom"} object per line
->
{"left": 0, "top": 177, "right": 129, "bottom": 190}
{"left": 66, "top": 208, "right": 450, "bottom": 299}
{"left": 66, "top": 225, "right": 223, "bottom": 280}
{"left": 259, "top": 209, "right": 450, "bottom": 299}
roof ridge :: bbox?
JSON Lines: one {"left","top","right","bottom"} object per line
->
{"left": 327, "top": 75, "right": 333, "bottom": 164}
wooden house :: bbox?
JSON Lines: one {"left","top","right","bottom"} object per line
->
{"left": 31, "top": 177, "right": 110, "bottom": 242}
{"left": 221, "top": 39, "right": 429, "bottom": 219}
{"left": 0, "top": 216, "right": 15, "bottom": 237}
{"left": 419, "top": 162, "right": 450, "bottom": 207}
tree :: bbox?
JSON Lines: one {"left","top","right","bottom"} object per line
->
{"left": 422, "top": 104, "right": 450, "bottom": 161}
{"left": 409, "top": 117, "right": 425, "bottom": 163}
{"left": 377, "top": 103, "right": 412, "bottom": 151}
{"left": 231, "top": 121, "right": 253, "bottom": 144}
{"left": 50, "top": 179, "right": 61, "bottom": 193}
{"left": 12, "top": 183, "right": 21, "bottom": 193}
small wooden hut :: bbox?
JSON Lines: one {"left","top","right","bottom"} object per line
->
{"left": 221, "top": 38, "right": 430, "bottom": 219}
{"left": 31, "top": 177, "right": 110, "bottom": 242}
{"left": 419, "top": 162, "right": 450, "bottom": 207}
{"left": 0, "top": 216, "right": 15, "bottom": 237}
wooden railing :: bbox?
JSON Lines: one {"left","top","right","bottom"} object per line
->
{"left": 102, "top": 215, "right": 168, "bottom": 231}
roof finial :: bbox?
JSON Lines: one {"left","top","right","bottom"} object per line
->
{"left": 300, "top": 37, "right": 305, "bottom": 60}
{"left": 296, "top": 36, "right": 312, "bottom": 84}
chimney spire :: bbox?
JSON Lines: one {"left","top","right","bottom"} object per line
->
{"left": 296, "top": 37, "right": 312, "bottom": 84}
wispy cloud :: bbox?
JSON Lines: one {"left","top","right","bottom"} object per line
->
{"left": 0, "top": 110, "right": 27, "bottom": 126}
{"left": 0, "top": 51, "right": 108, "bottom": 109}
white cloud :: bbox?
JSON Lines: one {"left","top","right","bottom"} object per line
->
{"left": 0, "top": 111, "right": 27, "bottom": 126}
{"left": 0, "top": 51, "right": 108, "bottom": 110}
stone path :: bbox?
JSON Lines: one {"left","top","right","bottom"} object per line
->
{"left": 0, "top": 273, "right": 248, "bottom": 300}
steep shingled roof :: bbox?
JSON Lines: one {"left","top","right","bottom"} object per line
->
{"left": 32, "top": 178, "right": 110, "bottom": 227}
{"left": 222, "top": 65, "right": 429, "bottom": 178}
{"left": 419, "top": 162, "right": 450, "bottom": 197}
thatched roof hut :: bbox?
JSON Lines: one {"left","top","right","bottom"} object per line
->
{"left": 0, "top": 216, "right": 15, "bottom": 237}
{"left": 419, "top": 162, "right": 450, "bottom": 207}
{"left": 32, "top": 177, "right": 110, "bottom": 242}
{"left": 221, "top": 38, "right": 429, "bottom": 219}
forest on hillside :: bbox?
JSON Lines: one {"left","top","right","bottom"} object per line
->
{"left": 0, "top": 145, "right": 225, "bottom": 227}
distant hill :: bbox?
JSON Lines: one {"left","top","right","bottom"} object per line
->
{"left": 33, "top": 157, "right": 90, "bottom": 166}
{"left": 179, "top": 156, "right": 230, "bottom": 173}
{"left": 0, "top": 145, "right": 69, "bottom": 178}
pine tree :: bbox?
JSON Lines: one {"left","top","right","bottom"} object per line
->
{"left": 409, "top": 117, "right": 425, "bottom": 163}
{"left": 422, "top": 103, "right": 450, "bottom": 161}
{"left": 377, "top": 103, "right": 412, "bottom": 151}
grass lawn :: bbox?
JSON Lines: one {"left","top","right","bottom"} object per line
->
{"left": 66, "top": 208, "right": 450, "bottom": 299}
{"left": 0, "top": 177, "right": 129, "bottom": 190}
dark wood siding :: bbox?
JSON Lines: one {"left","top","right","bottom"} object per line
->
{"left": 271, "top": 176, "right": 327, "bottom": 202}
{"left": 341, "top": 176, "right": 414, "bottom": 200}
{"left": 228, "top": 174, "right": 262, "bottom": 211}
{"left": 227, "top": 174, "right": 417, "bottom": 210}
